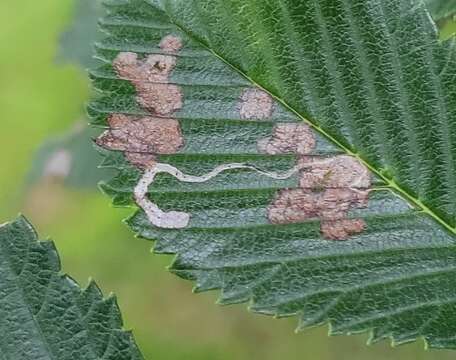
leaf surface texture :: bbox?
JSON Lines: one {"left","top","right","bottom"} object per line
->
{"left": 92, "top": 0, "right": 456, "bottom": 349}
{"left": 0, "top": 216, "right": 143, "bottom": 360}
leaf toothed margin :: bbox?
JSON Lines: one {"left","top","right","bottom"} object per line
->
{"left": 92, "top": 0, "right": 456, "bottom": 351}
{"left": 0, "top": 216, "right": 144, "bottom": 360}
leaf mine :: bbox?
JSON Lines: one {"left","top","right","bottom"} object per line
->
{"left": 320, "top": 219, "right": 367, "bottom": 241}
{"left": 239, "top": 88, "right": 275, "bottom": 120}
{"left": 298, "top": 155, "right": 371, "bottom": 189}
{"left": 134, "top": 164, "right": 191, "bottom": 229}
{"left": 103, "top": 33, "right": 372, "bottom": 239}
{"left": 268, "top": 187, "right": 368, "bottom": 222}
{"left": 159, "top": 34, "right": 184, "bottom": 54}
{"left": 268, "top": 155, "right": 371, "bottom": 241}
{"left": 113, "top": 48, "right": 183, "bottom": 115}
{"left": 98, "top": 34, "right": 186, "bottom": 170}
{"left": 133, "top": 162, "right": 305, "bottom": 229}
{"left": 125, "top": 152, "right": 157, "bottom": 169}
{"left": 113, "top": 52, "right": 176, "bottom": 82}
{"left": 136, "top": 82, "right": 183, "bottom": 116}
{"left": 96, "top": 114, "right": 184, "bottom": 154}
{"left": 99, "top": 35, "right": 191, "bottom": 228}
{"left": 257, "top": 123, "right": 316, "bottom": 155}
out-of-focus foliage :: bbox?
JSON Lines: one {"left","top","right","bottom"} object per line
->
{"left": 0, "top": 216, "right": 144, "bottom": 360}
{"left": 28, "top": 0, "right": 108, "bottom": 189}
{"left": 58, "top": 0, "right": 103, "bottom": 68}
{"left": 28, "top": 123, "right": 114, "bottom": 188}
{"left": 0, "top": 0, "right": 87, "bottom": 220}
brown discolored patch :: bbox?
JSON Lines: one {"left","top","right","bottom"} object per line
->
{"left": 239, "top": 88, "right": 274, "bottom": 120}
{"left": 113, "top": 53, "right": 183, "bottom": 116}
{"left": 268, "top": 155, "right": 371, "bottom": 241}
{"left": 106, "top": 36, "right": 186, "bottom": 171}
{"left": 113, "top": 53, "right": 178, "bottom": 83}
{"left": 96, "top": 114, "right": 184, "bottom": 156}
{"left": 159, "top": 34, "right": 184, "bottom": 53}
{"left": 298, "top": 155, "right": 371, "bottom": 189}
{"left": 257, "top": 123, "right": 316, "bottom": 155}
{"left": 135, "top": 82, "right": 183, "bottom": 115}
{"left": 125, "top": 152, "right": 157, "bottom": 169}
{"left": 320, "top": 219, "right": 366, "bottom": 241}
{"left": 268, "top": 188, "right": 369, "bottom": 224}
{"left": 113, "top": 35, "right": 184, "bottom": 116}
{"left": 142, "top": 54, "right": 177, "bottom": 81}
{"left": 112, "top": 52, "right": 143, "bottom": 80}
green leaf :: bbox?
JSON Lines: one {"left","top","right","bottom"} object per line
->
{"left": 0, "top": 216, "right": 144, "bottom": 359}
{"left": 91, "top": 0, "right": 456, "bottom": 349}
{"left": 28, "top": 123, "right": 115, "bottom": 189}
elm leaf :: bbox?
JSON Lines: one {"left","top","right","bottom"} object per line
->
{"left": 91, "top": 0, "right": 456, "bottom": 350}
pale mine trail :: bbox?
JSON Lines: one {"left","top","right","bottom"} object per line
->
{"left": 134, "top": 158, "right": 370, "bottom": 229}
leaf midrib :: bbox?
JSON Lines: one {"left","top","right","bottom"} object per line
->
{"left": 150, "top": 1, "right": 456, "bottom": 236}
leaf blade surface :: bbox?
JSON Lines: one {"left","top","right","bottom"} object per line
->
{"left": 0, "top": 216, "right": 144, "bottom": 360}
{"left": 92, "top": 0, "right": 456, "bottom": 349}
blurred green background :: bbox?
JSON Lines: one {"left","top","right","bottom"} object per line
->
{"left": 1, "top": 1, "right": 456, "bottom": 359}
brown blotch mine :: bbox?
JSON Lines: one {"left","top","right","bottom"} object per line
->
{"left": 320, "top": 219, "right": 366, "bottom": 241}
{"left": 96, "top": 114, "right": 184, "bottom": 155}
{"left": 113, "top": 36, "right": 184, "bottom": 116}
{"left": 268, "top": 155, "right": 371, "bottom": 241}
{"left": 135, "top": 82, "right": 183, "bottom": 116}
{"left": 159, "top": 34, "right": 184, "bottom": 53}
{"left": 258, "top": 123, "right": 316, "bottom": 155}
{"left": 113, "top": 52, "right": 177, "bottom": 83}
{"left": 104, "top": 35, "right": 186, "bottom": 169}
{"left": 239, "top": 88, "right": 274, "bottom": 120}
{"left": 298, "top": 155, "right": 371, "bottom": 189}
{"left": 125, "top": 152, "right": 157, "bottom": 170}
{"left": 268, "top": 188, "right": 369, "bottom": 223}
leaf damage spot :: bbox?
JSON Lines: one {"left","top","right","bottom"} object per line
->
{"left": 320, "top": 219, "right": 367, "bottom": 241}
{"left": 103, "top": 35, "right": 190, "bottom": 228}
{"left": 133, "top": 162, "right": 302, "bottom": 229}
{"left": 135, "top": 82, "right": 183, "bottom": 116}
{"left": 134, "top": 164, "right": 191, "bottom": 229}
{"left": 159, "top": 34, "right": 184, "bottom": 53}
{"left": 113, "top": 36, "right": 183, "bottom": 116}
{"left": 96, "top": 114, "right": 184, "bottom": 154}
{"left": 113, "top": 52, "right": 176, "bottom": 82}
{"left": 298, "top": 155, "right": 371, "bottom": 189}
{"left": 257, "top": 123, "right": 316, "bottom": 155}
{"left": 268, "top": 188, "right": 368, "bottom": 222}
{"left": 125, "top": 152, "right": 157, "bottom": 170}
{"left": 105, "top": 35, "right": 372, "bottom": 240}
{"left": 239, "top": 88, "right": 274, "bottom": 120}
{"left": 268, "top": 155, "right": 371, "bottom": 241}
{"left": 99, "top": 34, "right": 186, "bottom": 170}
